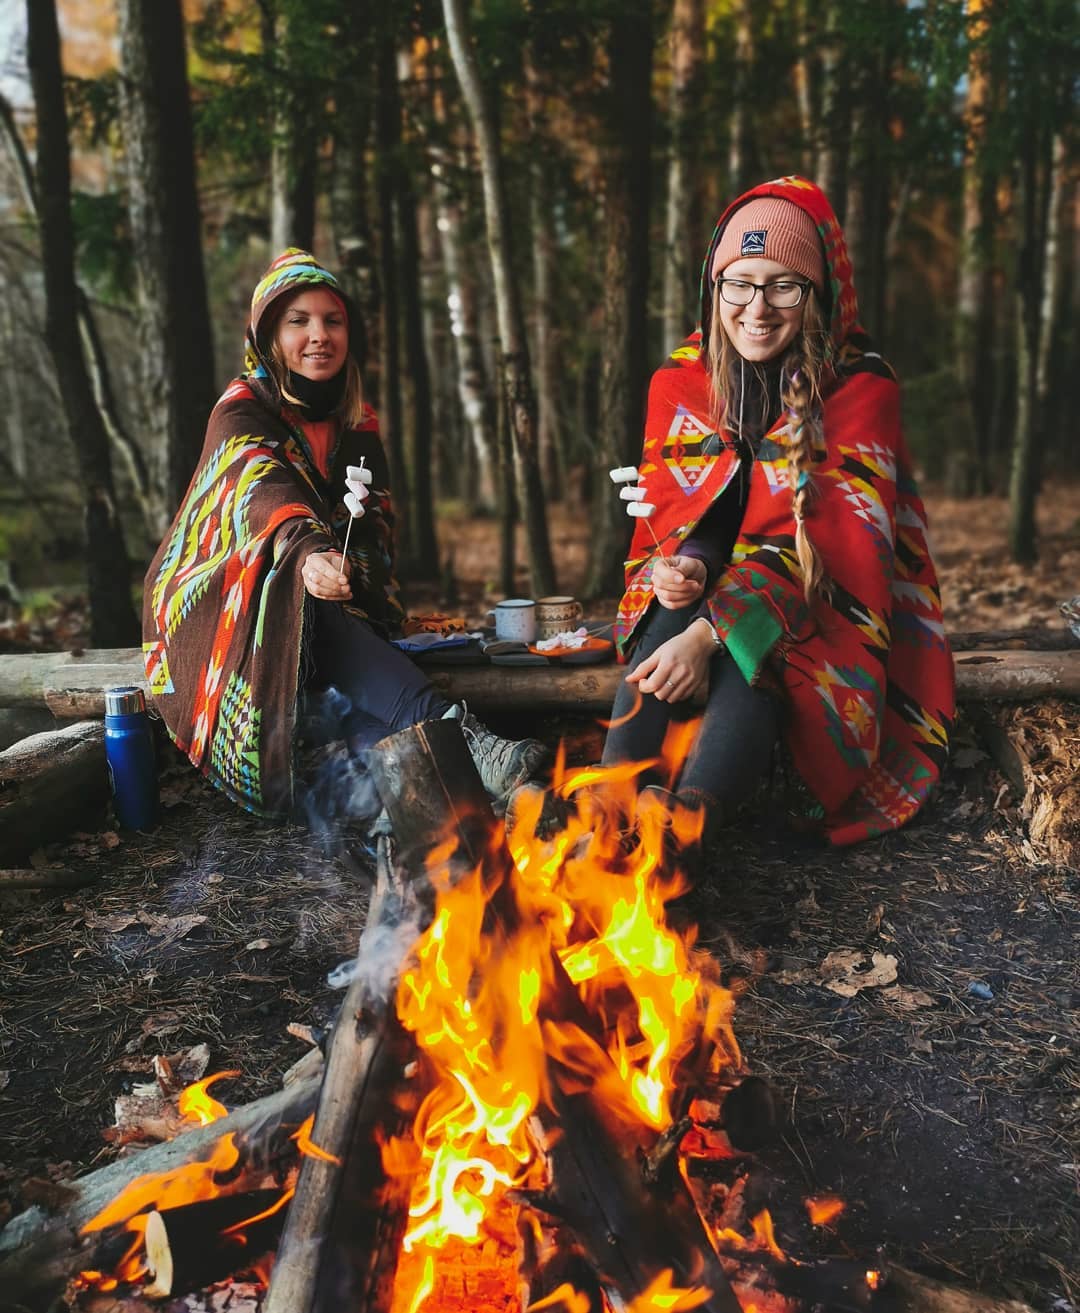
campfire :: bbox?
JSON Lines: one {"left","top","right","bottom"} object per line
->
{"left": 3, "top": 721, "right": 919, "bottom": 1313}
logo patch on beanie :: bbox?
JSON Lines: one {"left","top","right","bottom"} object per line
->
{"left": 740, "top": 229, "right": 767, "bottom": 256}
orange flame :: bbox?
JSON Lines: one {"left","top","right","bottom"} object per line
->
{"left": 292, "top": 1113, "right": 343, "bottom": 1165}
{"left": 387, "top": 753, "right": 741, "bottom": 1312}
{"left": 866, "top": 1270, "right": 882, "bottom": 1291}
{"left": 178, "top": 1070, "right": 238, "bottom": 1126}
{"left": 528, "top": 1282, "right": 594, "bottom": 1313}
{"left": 805, "top": 1194, "right": 845, "bottom": 1226}
{"left": 750, "top": 1210, "right": 786, "bottom": 1263}
{"left": 626, "top": 1270, "right": 713, "bottom": 1312}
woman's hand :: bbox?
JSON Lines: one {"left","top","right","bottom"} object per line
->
{"left": 652, "top": 555, "right": 707, "bottom": 610}
{"left": 302, "top": 550, "right": 353, "bottom": 601}
{"left": 626, "top": 620, "right": 715, "bottom": 703}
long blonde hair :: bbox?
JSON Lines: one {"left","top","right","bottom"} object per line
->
{"left": 707, "top": 287, "right": 831, "bottom": 603}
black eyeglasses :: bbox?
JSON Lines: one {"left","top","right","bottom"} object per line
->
{"left": 714, "top": 278, "right": 813, "bottom": 309}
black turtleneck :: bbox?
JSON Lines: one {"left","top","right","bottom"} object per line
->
{"left": 285, "top": 367, "right": 347, "bottom": 421}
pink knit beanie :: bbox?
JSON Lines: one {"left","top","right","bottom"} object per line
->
{"left": 711, "top": 197, "right": 825, "bottom": 291}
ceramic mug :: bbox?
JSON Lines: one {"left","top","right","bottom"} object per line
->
{"left": 535, "top": 596, "right": 584, "bottom": 640}
{"left": 488, "top": 598, "right": 537, "bottom": 643}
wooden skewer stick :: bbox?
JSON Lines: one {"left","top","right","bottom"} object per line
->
{"left": 338, "top": 456, "right": 366, "bottom": 577}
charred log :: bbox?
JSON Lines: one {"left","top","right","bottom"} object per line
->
{"left": 0, "top": 1074, "right": 320, "bottom": 1307}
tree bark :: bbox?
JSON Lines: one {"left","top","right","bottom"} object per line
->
{"left": 441, "top": 0, "right": 556, "bottom": 596}
{"left": 25, "top": 0, "right": 140, "bottom": 648}
{"left": 525, "top": 53, "right": 564, "bottom": 497}
{"left": 585, "top": 0, "right": 653, "bottom": 599}
{"left": 727, "top": 0, "right": 755, "bottom": 194}
{"left": 661, "top": 0, "right": 706, "bottom": 355}
{"left": 374, "top": 21, "right": 412, "bottom": 561}
{"left": 0, "top": 1073, "right": 321, "bottom": 1307}
{"left": 329, "top": 6, "right": 379, "bottom": 370}
{"left": 0, "top": 90, "right": 164, "bottom": 543}
{"left": 1007, "top": 110, "right": 1047, "bottom": 564}
{"left": 395, "top": 51, "right": 439, "bottom": 578}
{"left": 117, "top": 0, "right": 218, "bottom": 519}
{"left": 0, "top": 720, "right": 107, "bottom": 861}
{"left": 843, "top": 13, "right": 893, "bottom": 344}
{"left": 431, "top": 139, "right": 498, "bottom": 512}
{"left": 816, "top": 0, "right": 848, "bottom": 221}
{"left": 951, "top": 0, "right": 997, "bottom": 497}
{"left": 0, "top": 645, "right": 1076, "bottom": 719}
{"left": 259, "top": 2, "right": 317, "bottom": 254}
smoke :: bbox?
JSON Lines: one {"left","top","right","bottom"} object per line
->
{"left": 296, "top": 686, "right": 384, "bottom": 852}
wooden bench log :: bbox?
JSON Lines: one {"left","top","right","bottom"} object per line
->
{"left": 0, "top": 720, "right": 108, "bottom": 862}
{"left": 1, "top": 645, "right": 1079, "bottom": 719}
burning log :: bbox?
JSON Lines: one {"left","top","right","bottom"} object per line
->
{"left": 266, "top": 719, "right": 491, "bottom": 1313}
{"left": 0, "top": 1072, "right": 320, "bottom": 1308}
{"left": 139, "top": 1191, "right": 284, "bottom": 1297}
{"left": 0, "top": 720, "right": 107, "bottom": 861}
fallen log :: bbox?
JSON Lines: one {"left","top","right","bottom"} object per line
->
{"left": 0, "top": 866, "right": 96, "bottom": 890}
{"left": 949, "top": 626, "right": 1077, "bottom": 651}
{"left": 0, "top": 1071, "right": 320, "bottom": 1308}
{"left": 0, "top": 720, "right": 107, "bottom": 862}
{"left": 1, "top": 644, "right": 1079, "bottom": 719}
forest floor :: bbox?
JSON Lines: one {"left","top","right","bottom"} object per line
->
{"left": 0, "top": 488, "right": 1077, "bottom": 1309}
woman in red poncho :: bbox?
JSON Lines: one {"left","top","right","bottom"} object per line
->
{"left": 604, "top": 177, "right": 954, "bottom": 845}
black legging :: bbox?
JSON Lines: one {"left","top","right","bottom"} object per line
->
{"left": 305, "top": 600, "right": 452, "bottom": 752}
{"left": 601, "top": 602, "right": 780, "bottom": 809}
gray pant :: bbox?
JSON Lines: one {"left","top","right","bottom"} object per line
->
{"left": 601, "top": 602, "right": 780, "bottom": 811}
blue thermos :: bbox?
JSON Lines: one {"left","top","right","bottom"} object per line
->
{"left": 104, "top": 686, "right": 159, "bottom": 830}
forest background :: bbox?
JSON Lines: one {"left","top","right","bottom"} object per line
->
{"left": 0, "top": 0, "right": 1077, "bottom": 648}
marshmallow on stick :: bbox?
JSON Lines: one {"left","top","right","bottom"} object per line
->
{"left": 608, "top": 465, "right": 671, "bottom": 561}
{"left": 338, "top": 457, "right": 368, "bottom": 576}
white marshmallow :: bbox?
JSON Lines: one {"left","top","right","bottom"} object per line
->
{"left": 609, "top": 465, "right": 640, "bottom": 484}
{"left": 345, "top": 477, "right": 371, "bottom": 499}
{"left": 626, "top": 501, "right": 656, "bottom": 518}
{"left": 619, "top": 485, "right": 646, "bottom": 502}
{"left": 344, "top": 491, "right": 367, "bottom": 518}
{"left": 346, "top": 464, "right": 372, "bottom": 484}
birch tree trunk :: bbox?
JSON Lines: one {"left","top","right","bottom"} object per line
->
{"left": 662, "top": 0, "right": 705, "bottom": 355}
{"left": 1032, "top": 127, "right": 1071, "bottom": 490}
{"left": 585, "top": 1, "right": 653, "bottom": 598}
{"left": 441, "top": 0, "right": 556, "bottom": 596}
{"left": 433, "top": 155, "right": 498, "bottom": 512}
{"left": 25, "top": 0, "right": 139, "bottom": 647}
{"left": 117, "top": 0, "right": 217, "bottom": 521}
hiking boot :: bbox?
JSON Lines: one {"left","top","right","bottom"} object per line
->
{"left": 452, "top": 707, "right": 549, "bottom": 798}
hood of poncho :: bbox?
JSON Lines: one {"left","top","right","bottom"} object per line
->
{"left": 698, "top": 175, "right": 862, "bottom": 368}
{"left": 242, "top": 248, "right": 355, "bottom": 412}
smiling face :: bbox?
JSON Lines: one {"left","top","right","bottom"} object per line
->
{"left": 713, "top": 257, "right": 808, "bottom": 364}
{"left": 273, "top": 288, "right": 348, "bottom": 381}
